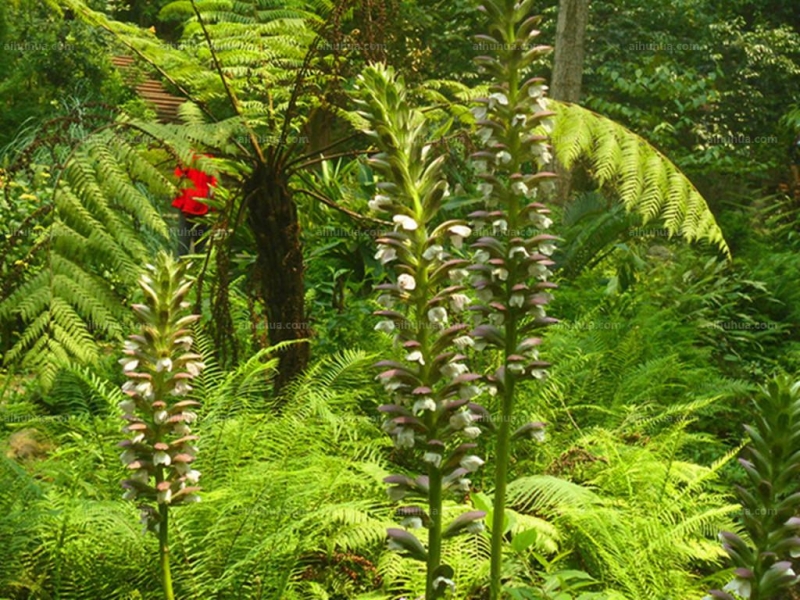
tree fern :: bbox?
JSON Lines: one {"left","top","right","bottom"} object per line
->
{"left": 548, "top": 100, "right": 730, "bottom": 257}
{"left": 0, "top": 124, "right": 187, "bottom": 386}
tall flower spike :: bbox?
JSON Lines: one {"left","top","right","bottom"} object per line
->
{"left": 352, "top": 65, "right": 487, "bottom": 600}
{"left": 468, "top": 2, "right": 560, "bottom": 598}
{"left": 707, "top": 377, "right": 800, "bottom": 600}
{"left": 119, "top": 252, "right": 205, "bottom": 600}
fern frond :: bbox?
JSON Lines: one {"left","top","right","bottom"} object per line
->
{"left": 549, "top": 100, "right": 730, "bottom": 257}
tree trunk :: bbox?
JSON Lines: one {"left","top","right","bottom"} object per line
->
{"left": 551, "top": 0, "right": 590, "bottom": 205}
{"left": 246, "top": 162, "right": 309, "bottom": 396}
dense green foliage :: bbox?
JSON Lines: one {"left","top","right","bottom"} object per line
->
{"left": 0, "top": 0, "right": 798, "bottom": 598}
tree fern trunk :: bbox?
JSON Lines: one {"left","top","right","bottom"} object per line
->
{"left": 246, "top": 164, "right": 309, "bottom": 396}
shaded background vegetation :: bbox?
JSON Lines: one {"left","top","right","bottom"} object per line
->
{"left": 0, "top": 0, "right": 798, "bottom": 598}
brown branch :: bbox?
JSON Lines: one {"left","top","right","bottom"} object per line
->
{"left": 188, "top": 0, "right": 266, "bottom": 165}
{"left": 287, "top": 148, "right": 374, "bottom": 174}
{"left": 293, "top": 186, "right": 390, "bottom": 227}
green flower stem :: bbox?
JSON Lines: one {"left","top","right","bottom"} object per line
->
{"left": 159, "top": 503, "right": 175, "bottom": 600}
{"left": 490, "top": 374, "right": 516, "bottom": 599}
{"left": 491, "top": 16, "right": 523, "bottom": 597}
{"left": 426, "top": 466, "right": 444, "bottom": 598}
{"left": 415, "top": 220, "right": 444, "bottom": 599}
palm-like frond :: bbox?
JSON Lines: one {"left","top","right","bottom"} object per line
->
{"left": 549, "top": 100, "right": 730, "bottom": 257}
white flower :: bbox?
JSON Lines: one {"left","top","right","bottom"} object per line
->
{"left": 538, "top": 241, "right": 556, "bottom": 256}
{"left": 492, "top": 219, "right": 508, "bottom": 234}
{"left": 406, "top": 350, "right": 425, "bottom": 365}
{"left": 508, "top": 362, "right": 525, "bottom": 374}
{"left": 368, "top": 194, "right": 392, "bottom": 211}
{"left": 393, "top": 214, "right": 418, "bottom": 231}
{"left": 463, "top": 426, "right": 482, "bottom": 439}
{"left": 428, "top": 306, "right": 448, "bottom": 326}
{"left": 510, "top": 293, "right": 525, "bottom": 308}
{"left": 450, "top": 411, "right": 474, "bottom": 429}
{"left": 173, "top": 381, "right": 192, "bottom": 396}
{"left": 723, "top": 578, "right": 752, "bottom": 599}
{"left": 530, "top": 369, "right": 548, "bottom": 381}
{"left": 460, "top": 385, "right": 481, "bottom": 399}
{"left": 511, "top": 181, "right": 528, "bottom": 196}
{"left": 398, "top": 274, "right": 416, "bottom": 291}
{"left": 441, "top": 362, "right": 469, "bottom": 378}
{"left": 423, "top": 452, "right": 442, "bottom": 467}
{"left": 175, "top": 335, "right": 193, "bottom": 350}
{"left": 465, "top": 521, "right": 485, "bottom": 534}
{"left": 402, "top": 516, "right": 424, "bottom": 529}
{"left": 119, "top": 399, "right": 135, "bottom": 414}
{"left": 135, "top": 381, "right": 153, "bottom": 397}
{"left": 153, "top": 451, "right": 171, "bottom": 466}
{"left": 413, "top": 397, "right": 437, "bottom": 413}
{"left": 491, "top": 267, "right": 509, "bottom": 282}
{"left": 120, "top": 358, "right": 139, "bottom": 372}
{"left": 433, "top": 576, "right": 457, "bottom": 594}
{"left": 123, "top": 340, "right": 140, "bottom": 352}
{"left": 173, "top": 423, "right": 191, "bottom": 436}
{"left": 186, "top": 361, "right": 205, "bottom": 377}
{"left": 454, "top": 335, "right": 475, "bottom": 350}
{"left": 529, "top": 263, "right": 551, "bottom": 281}
{"left": 471, "top": 106, "right": 487, "bottom": 120}
{"left": 384, "top": 381, "right": 404, "bottom": 392}
{"left": 375, "top": 320, "right": 395, "bottom": 333}
{"left": 477, "top": 182, "right": 493, "bottom": 199}
{"left": 488, "top": 92, "right": 509, "bottom": 108}
{"left": 423, "top": 244, "right": 444, "bottom": 261}
{"left": 460, "top": 455, "right": 485, "bottom": 472}
{"left": 477, "top": 127, "right": 494, "bottom": 144}
{"left": 532, "top": 212, "right": 553, "bottom": 229}
{"left": 377, "top": 294, "right": 395, "bottom": 307}
{"left": 449, "top": 225, "right": 472, "bottom": 249}
{"left": 528, "top": 84, "right": 548, "bottom": 99}
{"left": 495, "top": 150, "right": 512, "bottom": 165}
{"left": 474, "top": 249, "right": 491, "bottom": 263}
{"left": 450, "top": 293, "right": 470, "bottom": 312}
{"left": 157, "top": 488, "right": 173, "bottom": 504}
{"left": 512, "top": 113, "right": 527, "bottom": 127}
{"left": 454, "top": 478, "right": 471, "bottom": 492}
{"left": 449, "top": 268, "right": 470, "bottom": 283}
{"left": 154, "top": 410, "right": 169, "bottom": 424}
{"left": 375, "top": 245, "right": 397, "bottom": 264}
{"left": 509, "top": 245, "right": 529, "bottom": 259}
{"left": 533, "top": 145, "right": 553, "bottom": 166}
{"left": 185, "top": 469, "right": 201, "bottom": 484}
{"left": 155, "top": 358, "right": 173, "bottom": 373}
{"left": 395, "top": 427, "right": 416, "bottom": 448}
